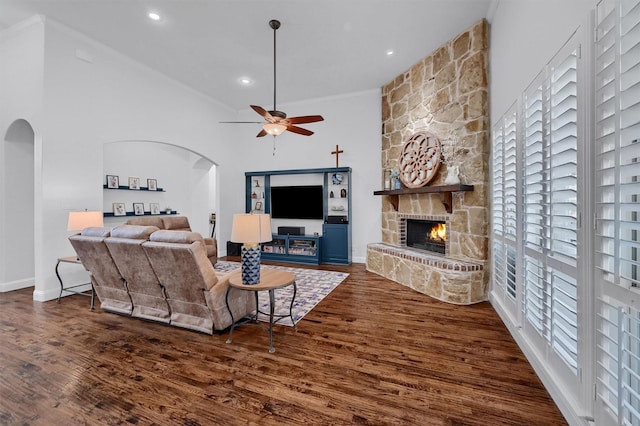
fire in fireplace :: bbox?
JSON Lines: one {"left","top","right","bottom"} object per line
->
{"left": 405, "top": 219, "right": 447, "bottom": 254}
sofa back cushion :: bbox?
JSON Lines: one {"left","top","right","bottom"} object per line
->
{"left": 150, "top": 229, "right": 202, "bottom": 244}
{"left": 143, "top": 231, "right": 218, "bottom": 292}
{"left": 69, "top": 228, "right": 131, "bottom": 314}
{"left": 105, "top": 225, "right": 169, "bottom": 321}
{"left": 162, "top": 216, "right": 191, "bottom": 231}
{"left": 106, "top": 226, "right": 161, "bottom": 290}
{"left": 81, "top": 227, "right": 111, "bottom": 237}
{"left": 111, "top": 224, "right": 159, "bottom": 240}
{"left": 70, "top": 229, "right": 119, "bottom": 284}
{"left": 125, "top": 216, "right": 165, "bottom": 229}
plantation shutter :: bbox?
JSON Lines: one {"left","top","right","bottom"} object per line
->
{"left": 492, "top": 105, "right": 519, "bottom": 309}
{"left": 522, "top": 41, "right": 579, "bottom": 373}
{"left": 595, "top": 0, "right": 640, "bottom": 423}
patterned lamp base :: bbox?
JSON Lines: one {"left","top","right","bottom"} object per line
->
{"left": 241, "top": 245, "right": 261, "bottom": 285}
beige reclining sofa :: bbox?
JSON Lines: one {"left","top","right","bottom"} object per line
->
{"left": 69, "top": 225, "right": 254, "bottom": 334}
{"left": 125, "top": 215, "right": 217, "bottom": 265}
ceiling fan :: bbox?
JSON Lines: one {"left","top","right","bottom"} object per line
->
{"left": 222, "top": 19, "right": 324, "bottom": 138}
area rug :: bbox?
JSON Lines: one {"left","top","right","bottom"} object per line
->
{"left": 214, "top": 261, "right": 349, "bottom": 326}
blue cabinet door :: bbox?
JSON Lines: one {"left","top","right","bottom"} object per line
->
{"left": 322, "top": 224, "right": 349, "bottom": 264}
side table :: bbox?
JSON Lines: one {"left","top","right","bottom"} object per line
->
{"left": 225, "top": 269, "right": 296, "bottom": 353}
{"left": 55, "top": 256, "right": 94, "bottom": 310}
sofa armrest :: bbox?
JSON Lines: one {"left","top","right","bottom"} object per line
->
{"left": 203, "top": 237, "right": 217, "bottom": 264}
{"left": 204, "top": 269, "right": 255, "bottom": 330}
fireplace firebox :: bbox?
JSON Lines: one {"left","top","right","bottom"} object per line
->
{"left": 405, "top": 219, "right": 447, "bottom": 254}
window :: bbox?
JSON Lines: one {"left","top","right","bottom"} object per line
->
{"left": 491, "top": 29, "right": 582, "bottom": 416}
{"left": 490, "top": 0, "right": 640, "bottom": 422}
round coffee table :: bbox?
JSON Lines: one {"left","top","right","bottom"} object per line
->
{"left": 225, "top": 269, "right": 296, "bottom": 353}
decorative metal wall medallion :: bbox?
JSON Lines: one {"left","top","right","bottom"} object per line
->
{"left": 399, "top": 132, "right": 442, "bottom": 188}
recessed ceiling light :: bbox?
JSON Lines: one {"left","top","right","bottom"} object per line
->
{"left": 238, "top": 77, "right": 253, "bottom": 86}
{"left": 386, "top": 49, "right": 394, "bottom": 56}
{"left": 148, "top": 12, "right": 161, "bottom": 21}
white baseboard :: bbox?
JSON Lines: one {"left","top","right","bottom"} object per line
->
{"left": 32, "top": 284, "right": 92, "bottom": 302}
{"left": 0, "top": 278, "right": 34, "bottom": 293}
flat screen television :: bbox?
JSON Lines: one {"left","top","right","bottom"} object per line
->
{"left": 270, "top": 185, "right": 323, "bottom": 220}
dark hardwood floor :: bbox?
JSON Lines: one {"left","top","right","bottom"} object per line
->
{"left": 0, "top": 259, "right": 567, "bottom": 425}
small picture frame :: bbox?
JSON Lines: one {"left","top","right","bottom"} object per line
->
{"left": 133, "top": 203, "right": 144, "bottom": 216}
{"left": 150, "top": 203, "right": 160, "bottom": 215}
{"left": 254, "top": 201, "right": 263, "bottom": 211}
{"left": 147, "top": 179, "right": 157, "bottom": 191}
{"left": 133, "top": 202, "right": 145, "bottom": 215}
{"left": 113, "top": 202, "right": 126, "bottom": 216}
{"left": 106, "top": 175, "right": 119, "bottom": 189}
{"left": 128, "top": 177, "right": 140, "bottom": 190}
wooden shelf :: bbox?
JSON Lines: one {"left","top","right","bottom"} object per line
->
{"left": 103, "top": 210, "right": 177, "bottom": 218}
{"left": 103, "top": 185, "right": 165, "bottom": 192}
{"left": 373, "top": 184, "right": 474, "bottom": 213}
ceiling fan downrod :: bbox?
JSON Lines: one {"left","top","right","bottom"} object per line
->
{"left": 269, "top": 19, "right": 283, "bottom": 117}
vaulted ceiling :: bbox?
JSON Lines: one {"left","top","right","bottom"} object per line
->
{"left": 0, "top": 0, "right": 493, "bottom": 110}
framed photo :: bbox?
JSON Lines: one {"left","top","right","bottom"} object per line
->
{"left": 332, "top": 173, "right": 343, "bottom": 185}
{"left": 106, "top": 175, "right": 119, "bottom": 188}
{"left": 128, "top": 176, "right": 140, "bottom": 190}
{"left": 150, "top": 203, "right": 160, "bottom": 215}
{"left": 254, "top": 201, "right": 263, "bottom": 211}
{"left": 147, "top": 179, "right": 157, "bottom": 191}
{"left": 113, "top": 202, "right": 126, "bottom": 216}
{"left": 133, "top": 202, "right": 145, "bottom": 216}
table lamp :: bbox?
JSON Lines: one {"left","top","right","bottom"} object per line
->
{"left": 230, "top": 213, "right": 272, "bottom": 284}
{"left": 67, "top": 210, "right": 104, "bottom": 232}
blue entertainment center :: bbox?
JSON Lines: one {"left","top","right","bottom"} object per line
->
{"left": 245, "top": 167, "right": 352, "bottom": 265}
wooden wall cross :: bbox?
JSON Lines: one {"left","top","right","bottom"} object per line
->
{"left": 331, "top": 145, "right": 344, "bottom": 168}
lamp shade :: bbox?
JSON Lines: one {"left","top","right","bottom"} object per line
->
{"left": 230, "top": 213, "right": 272, "bottom": 244}
{"left": 67, "top": 211, "right": 104, "bottom": 231}
{"left": 263, "top": 123, "right": 286, "bottom": 136}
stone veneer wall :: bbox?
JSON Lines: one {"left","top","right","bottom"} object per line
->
{"left": 366, "top": 19, "right": 490, "bottom": 304}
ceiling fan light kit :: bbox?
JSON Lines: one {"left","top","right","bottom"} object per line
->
{"left": 263, "top": 122, "right": 287, "bottom": 136}
{"left": 222, "top": 19, "right": 324, "bottom": 143}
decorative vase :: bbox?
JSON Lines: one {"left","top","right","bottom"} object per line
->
{"left": 241, "top": 245, "right": 261, "bottom": 285}
{"left": 444, "top": 166, "right": 460, "bottom": 185}
{"left": 383, "top": 169, "right": 391, "bottom": 190}
{"left": 394, "top": 178, "right": 402, "bottom": 190}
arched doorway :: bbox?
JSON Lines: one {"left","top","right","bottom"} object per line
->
{"left": 1, "top": 119, "right": 35, "bottom": 291}
{"left": 103, "top": 140, "right": 218, "bottom": 238}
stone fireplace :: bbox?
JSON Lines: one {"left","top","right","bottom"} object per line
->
{"left": 366, "top": 19, "right": 489, "bottom": 305}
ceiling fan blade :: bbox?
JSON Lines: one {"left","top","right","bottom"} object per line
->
{"left": 250, "top": 105, "right": 273, "bottom": 120}
{"left": 256, "top": 129, "right": 268, "bottom": 137}
{"left": 286, "top": 125, "right": 314, "bottom": 136}
{"left": 286, "top": 115, "right": 324, "bottom": 125}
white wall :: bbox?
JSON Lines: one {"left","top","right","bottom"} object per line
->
{"left": 103, "top": 141, "right": 215, "bottom": 236}
{"left": 219, "top": 89, "right": 382, "bottom": 263}
{"left": 489, "top": 0, "right": 595, "bottom": 123}
{"left": 12, "top": 17, "right": 239, "bottom": 301}
{"left": 0, "top": 16, "right": 44, "bottom": 289}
